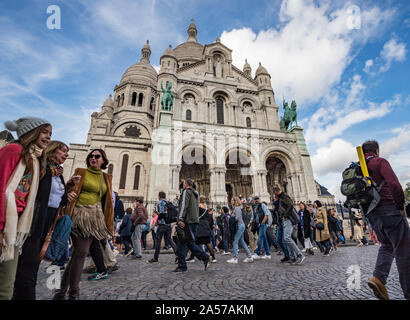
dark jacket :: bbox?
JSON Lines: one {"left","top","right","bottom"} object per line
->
{"left": 30, "top": 165, "right": 68, "bottom": 241}
{"left": 365, "top": 153, "right": 405, "bottom": 210}
{"left": 178, "top": 188, "right": 199, "bottom": 224}
{"left": 197, "top": 207, "right": 213, "bottom": 239}
{"left": 114, "top": 198, "right": 125, "bottom": 220}
{"left": 119, "top": 213, "right": 132, "bottom": 237}
{"left": 300, "top": 209, "right": 311, "bottom": 238}
{"left": 278, "top": 192, "right": 293, "bottom": 219}
{"left": 328, "top": 215, "right": 340, "bottom": 233}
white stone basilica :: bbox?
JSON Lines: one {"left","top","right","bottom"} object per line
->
{"left": 63, "top": 21, "right": 334, "bottom": 207}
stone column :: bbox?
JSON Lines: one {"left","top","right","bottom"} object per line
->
{"left": 209, "top": 166, "right": 227, "bottom": 204}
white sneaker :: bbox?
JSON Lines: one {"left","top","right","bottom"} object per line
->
{"left": 261, "top": 255, "right": 272, "bottom": 260}
{"left": 301, "top": 249, "right": 306, "bottom": 253}
{"left": 211, "top": 258, "right": 217, "bottom": 263}
{"left": 251, "top": 254, "right": 261, "bottom": 260}
{"left": 243, "top": 257, "right": 254, "bottom": 263}
{"left": 221, "top": 251, "right": 231, "bottom": 256}
{"left": 227, "top": 258, "right": 238, "bottom": 264}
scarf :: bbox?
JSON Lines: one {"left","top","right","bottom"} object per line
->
{"left": 0, "top": 144, "right": 43, "bottom": 262}
{"left": 48, "top": 161, "right": 63, "bottom": 177}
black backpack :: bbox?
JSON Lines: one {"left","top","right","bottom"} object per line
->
{"left": 340, "top": 157, "right": 384, "bottom": 215}
{"left": 164, "top": 201, "right": 178, "bottom": 224}
{"left": 229, "top": 215, "right": 238, "bottom": 237}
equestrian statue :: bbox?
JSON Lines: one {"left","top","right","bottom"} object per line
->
{"left": 161, "top": 81, "right": 174, "bottom": 111}
{"left": 280, "top": 99, "right": 298, "bottom": 131}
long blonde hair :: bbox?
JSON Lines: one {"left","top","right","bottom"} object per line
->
{"left": 232, "top": 196, "right": 241, "bottom": 207}
{"left": 17, "top": 124, "right": 51, "bottom": 178}
{"left": 45, "top": 140, "right": 69, "bottom": 163}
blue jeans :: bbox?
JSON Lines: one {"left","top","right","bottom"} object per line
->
{"left": 256, "top": 224, "right": 270, "bottom": 256}
{"left": 177, "top": 224, "right": 209, "bottom": 270}
{"left": 233, "top": 224, "right": 251, "bottom": 258}
{"left": 276, "top": 222, "right": 290, "bottom": 259}
{"left": 283, "top": 219, "right": 302, "bottom": 259}
{"left": 223, "top": 236, "right": 230, "bottom": 252}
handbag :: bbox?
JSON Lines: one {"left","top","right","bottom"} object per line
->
{"left": 315, "top": 222, "right": 325, "bottom": 230}
{"left": 175, "top": 224, "right": 192, "bottom": 243}
{"left": 40, "top": 206, "right": 65, "bottom": 261}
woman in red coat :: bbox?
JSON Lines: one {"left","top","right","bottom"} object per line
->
{"left": 0, "top": 117, "right": 51, "bottom": 300}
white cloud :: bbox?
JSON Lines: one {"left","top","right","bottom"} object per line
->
{"left": 363, "top": 59, "right": 373, "bottom": 73}
{"left": 220, "top": 0, "right": 394, "bottom": 105}
{"left": 379, "top": 38, "right": 406, "bottom": 72}
{"left": 311, "top": 138, "right": 357, "bottom": 176}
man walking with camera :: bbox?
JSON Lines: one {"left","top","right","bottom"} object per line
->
{"left": 174, "top": 179, "right": 211, "bottom": 272}
{"left": 361, "top": 140, "right": 409, "bottom": 300}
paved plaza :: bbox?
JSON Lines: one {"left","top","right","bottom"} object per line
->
{"left": 35, "top": 244, "right": 405, "bottom": 300}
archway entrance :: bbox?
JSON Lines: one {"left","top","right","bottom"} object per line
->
{"left": 179, "top": 146, "right": 210, "bottom": 198}
{"left": 265, "top": 154, "right": 288, "bottom": 201}
{"left": 225, "top": 149, "right": 253, "bottom": 203}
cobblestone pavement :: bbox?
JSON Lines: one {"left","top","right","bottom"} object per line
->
{"left": 35, "top": 244, "right": 405, "bottom": 300}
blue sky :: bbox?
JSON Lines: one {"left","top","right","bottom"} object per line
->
{"left": 1, "top": 0, "right": 409, "bottom": 199}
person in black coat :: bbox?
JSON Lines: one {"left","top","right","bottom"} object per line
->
{"left": 187, "top": 196, "right": 216, "bottom": 263}
{"left": 119, "top": 208, "right": 133, "bottom": 255}
{"left": 327, "top": 208, "right": 341, "bottom": 251}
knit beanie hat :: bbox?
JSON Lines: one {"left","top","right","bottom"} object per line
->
{"left": 4, "top": 117, "right": 51, "bottom": 139}
{"left": 222, "top": 206, "right": 229, "bottom": 214}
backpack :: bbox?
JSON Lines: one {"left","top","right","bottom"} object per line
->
{"left": 269, "top": 209, "right": 279, "bottom": 226}
{"left": 197, "top": 210, "right": 211, "bottom": 238}
{"left": 340, "top": 157, "right": 384, "bottom": 215}
{"left": 164, "top": 201, "right": 178, "bottom": 224}
{"left": 229, "top": 215, "right": 238, "bottom": 237}
{"left": 288, "top": 207, "right": 300, "bottom": 226}
{"left": 216, "top": 214, "right": 224, "bottom": 231}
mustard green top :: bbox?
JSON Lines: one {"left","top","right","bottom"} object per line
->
{"left": 76, "top": 167, "right": 107, "bottom": 206}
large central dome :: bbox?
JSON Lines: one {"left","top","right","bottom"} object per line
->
{"left": 173, "top": 19, "right": 204, "bottom": 63}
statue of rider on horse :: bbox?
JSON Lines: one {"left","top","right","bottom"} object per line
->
{"left": 161, "top": 81, "right": 174, "bottom": 111}
{"left": 280, "top": 99, "right": 298, "bottom": 131}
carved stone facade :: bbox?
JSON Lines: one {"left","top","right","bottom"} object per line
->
{"left": 63, "top": 21, "right": 333, "bottom": 207}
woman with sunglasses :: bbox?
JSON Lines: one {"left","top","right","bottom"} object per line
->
{"left": 13, "top": 141, "right": 80, "bottom": 300}
{"left": 53, "top": 149, "right": 114, "bottom": 300}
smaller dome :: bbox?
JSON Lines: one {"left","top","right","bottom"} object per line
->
{"left": 161, "top": 45, "right": 176, "bottom": 59}
{"left": 255, "top": 62, "right": 270, "bottom": 77}
{"left": 103, "top": 94, "right": 113, "bottom": 107}
{"left": 243, "top": 59, "right": 251, "bottom": 71}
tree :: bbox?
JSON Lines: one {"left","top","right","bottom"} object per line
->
{"left": 405, "top": 183, "right": 410, "bottom": 202}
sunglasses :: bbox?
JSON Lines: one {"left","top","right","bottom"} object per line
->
{"left": 90, "top": 154, "right": 101, "bottom": 160}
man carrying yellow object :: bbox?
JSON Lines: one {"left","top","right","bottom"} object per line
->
{"left": 361, "top": 140, "right": 408, "bottom": 300}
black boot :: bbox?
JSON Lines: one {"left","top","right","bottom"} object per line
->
{"left": 67, "top": 288, "right": 79, "bottom": 300}
{"left": 52, "top": 289, "right": 67, "bottom": 300}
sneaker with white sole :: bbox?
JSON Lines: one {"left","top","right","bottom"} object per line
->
{"left": 251, "top": 254, "right": 261, "bottom": 260}
{"left": 211, "top": 258, "right": 217, "bottom": 263}
{"left": 261, "top": 255, "right": 272, "bottom": 260}
{"left": 227, "top": 258, "right": 238, "bottom": 264}
{"left": 221, "top": 251, "right": 231, "bottom": 256}
{"left": 243, "top": 257, "right": 254, "bottom": 263}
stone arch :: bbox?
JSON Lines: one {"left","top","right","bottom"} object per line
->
{"left": 237, "top": 94, "right": 258, "bottom": 107}
{"left": 261, "top": 145, "right": 299, "bottom": 174}
{"left": 112, "top": 119, "right": 152, "bottom": 139}
{"left": 177, "top": 86, "right": 202, "bottom": 102}
{"left": 177, "top": 143, "right": 217, "bottom": 198}
{"left": 208, "top": 88, "right": 234, "bottom": 102}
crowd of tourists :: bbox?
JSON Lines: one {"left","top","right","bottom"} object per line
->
{"left": 0, "top": 117, "right": 409, "bottom": 300}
